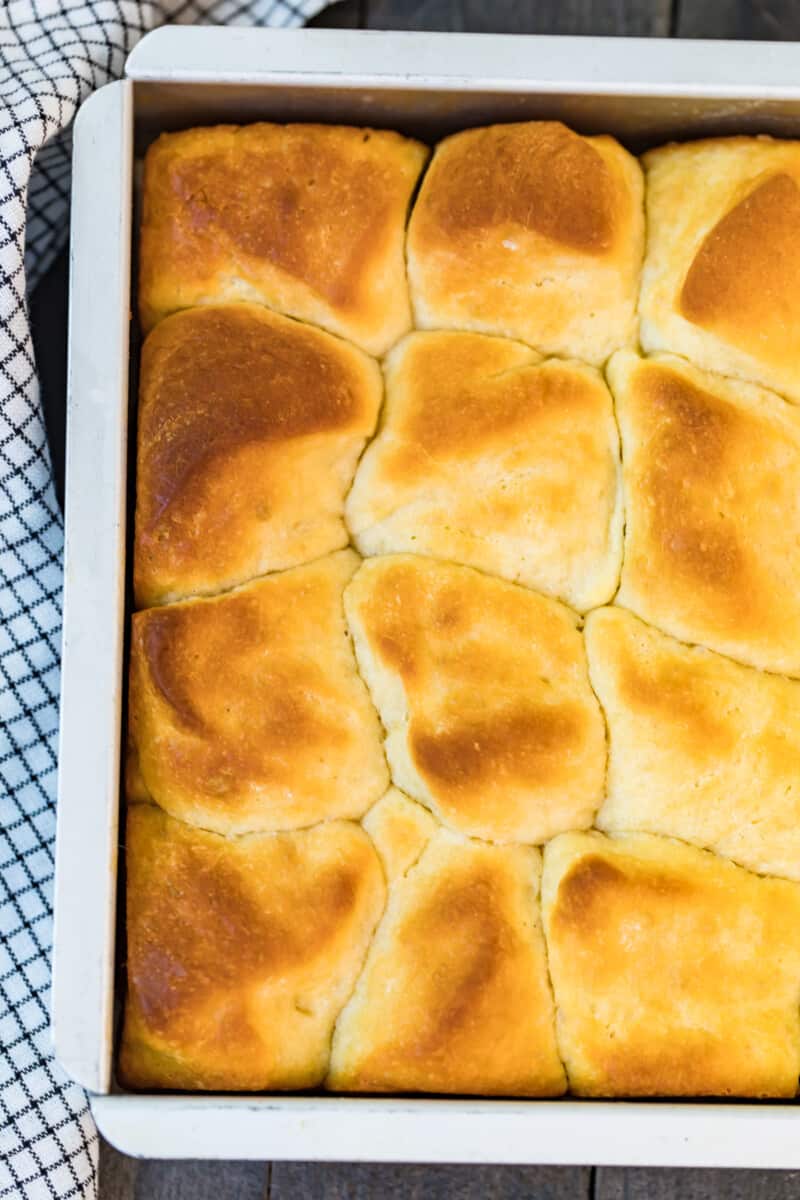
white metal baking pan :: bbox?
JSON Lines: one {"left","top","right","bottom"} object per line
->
{"left": 54, "top": 26, "right": 800, "bottom": 1165}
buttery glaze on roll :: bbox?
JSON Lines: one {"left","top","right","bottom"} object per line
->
{"left": 134, "top": 303, "right": 382, "bottom": 608}
{"left": 119, "top": 805, "right": 385, "bottom": 1091}
{"left": 126, "top": 115, "right": 800, "bottom": 1104}
{"left": 139, "top": 123, "right": 429, "bottom": 354}
{"left": 542, "top": 830, "right": 800, "bottom": 1098}
{"left": 407, "top": 121, "right": 644, "bottom": 364}
{"left": 586, "top": 606, "right": 800, "bottom": 882}
{"left": 344, "top": 555, "right": 606, "bottom": 844}
{"left": 346, "top": 331, "right": 623, "bottom": 612}
{"left": 328, "top": 789, "right": 566, "bottom": 1096}
{"left": 128, "top": 550, "right": 388, "bottom": 835}
{"left": 610, "top": 349, "right": 800, "bottom": 676}
{"left": 640, "top": 136, "right": 800, "bottom": 404}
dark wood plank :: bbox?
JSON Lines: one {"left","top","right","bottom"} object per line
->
{"left": 271, "top": 1162, "right": 591, "bottom": 1200}
{"left": 307, "top": 0, "right": 364, "bottom": 28}
{"left": 363, "top": 0, "right": 672, "bottom": 37}
{"left": 29, "top": 244, "right": 68, "bottom": 510}
{"left": 132, "top": 1157, "right": 268, "bottom": 1200}
{"left": 98, "top": 1137, "right": 271, "bottom": 1200}
{"left": 596, "top": 1168, "right": 800, "bottom": 1199}
{"left": 676, "top": 0, "right": 800, "bottom": 39}
{"left": 98, "top": 1137, "right": 139, "bottom": 1200}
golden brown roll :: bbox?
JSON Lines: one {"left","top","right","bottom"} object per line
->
{"left": 640, "top": 136, "right": 800, "bottom": 404}
{"left": 119, "top": 805, "right": 385, "bottom": 1091}
{"left": 128, "top": 550, "right": 388, "bottom": 835}
{"left": 542, "top": 830, "right": 800, "bottom": 1098}
{"left": 406, "top": 121, "right": 643, "bottom": 364}
{"left": 327, "top": 789, "right": 566, "bottom": 1096}
{"left": 346, "top": 332, "right": 623, "bottom": 611}
{"left": 134, "top": 303, "right": 382, "bottom": 609}
{"left": 139, "top": 123, "right": 429, "bottom": 354}
{"left": 344, "top": 555, "right": 606, "bottom": 844}
{"left": 586, "top": 606, "right": 800, "bottom": 881}
{"left": 361, "top": 786, "right": 440, "bottom": 884}
{"left": 611, "top": 350, "right": 800, "bottom": 675}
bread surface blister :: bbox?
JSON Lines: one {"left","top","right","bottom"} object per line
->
{"left": 122, "top": 121, "right": 800, "bottom": 1099}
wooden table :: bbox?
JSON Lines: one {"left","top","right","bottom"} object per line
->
{"left": 37, "top": 0, "right": 799, "bottom": 1193}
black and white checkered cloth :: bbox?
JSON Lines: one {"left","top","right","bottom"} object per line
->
{"left": 0, "top": 2, "right": 325, "bottom": 1195}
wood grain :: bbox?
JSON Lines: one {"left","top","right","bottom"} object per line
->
{"left": 271, "top": 1163, "right": 591, "bottom": 1200}
{"left": 28, "top": 245, "right": 67, "bottom": 508}
{"left": 98, "top": 1140, "right": 139, "bottom": 1200}
{"left": 676, "top": 0, "right": 800, "bottom": 38}
{"left": 133, "top": 1157, "right": 268, "bottom": 1199}
{"left": 596, "top": 1169, "right": 800, "bottom": 1199}
{"left": 307, "top": 0, "right": 363, "bottom": 27}
{"left": 364, "top": 0, "right": 672, "bottom": 35}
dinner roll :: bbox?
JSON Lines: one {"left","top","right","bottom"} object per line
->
{"left": 542, "top": 830, "right": 800, "bottom": 1098}
{"left": 407, "top": 121, "right": 643, "bottom": 364}
{"left": 344, "top": 555, "right": 606, "bottom": 845}
{"left": 139, "top": 123, "right": 428, "bottom": 354}
{"left": 128, "top": 551, "right": 388, "bottom": 835}
{"left": 328, "top": 789, "right": 566, "bottom": 1096}
{"left": 611, "top": 349, "right": 800, "bottom": 675}
{"left": 586, "top": 606, "right": 800, "bottom": 881}
{"left": 640, "top": 136, "right": 800, "bottom": 403}
{"left": 346, "top": 331, "right": 622, "bottom": 611}
{"left": 361, "top": 786, "right": 440, "bottom": 884}
{"left": 134, "top": 303, "right": 382, "bottom": 608}
{"left": 119, "top": 805, "right": 385, "bottom": 1091}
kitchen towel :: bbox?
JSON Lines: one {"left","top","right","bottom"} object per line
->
{"left": 0, "top": 2, "right": 325, "bottom": 1195}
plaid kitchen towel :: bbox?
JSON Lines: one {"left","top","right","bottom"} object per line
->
{"left": 0, "top": 1, "right": 326, "bottom": 1195}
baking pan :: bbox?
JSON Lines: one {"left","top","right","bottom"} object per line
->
{"left": 53, "top": 26, "right": 800, "bottom": 1164}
